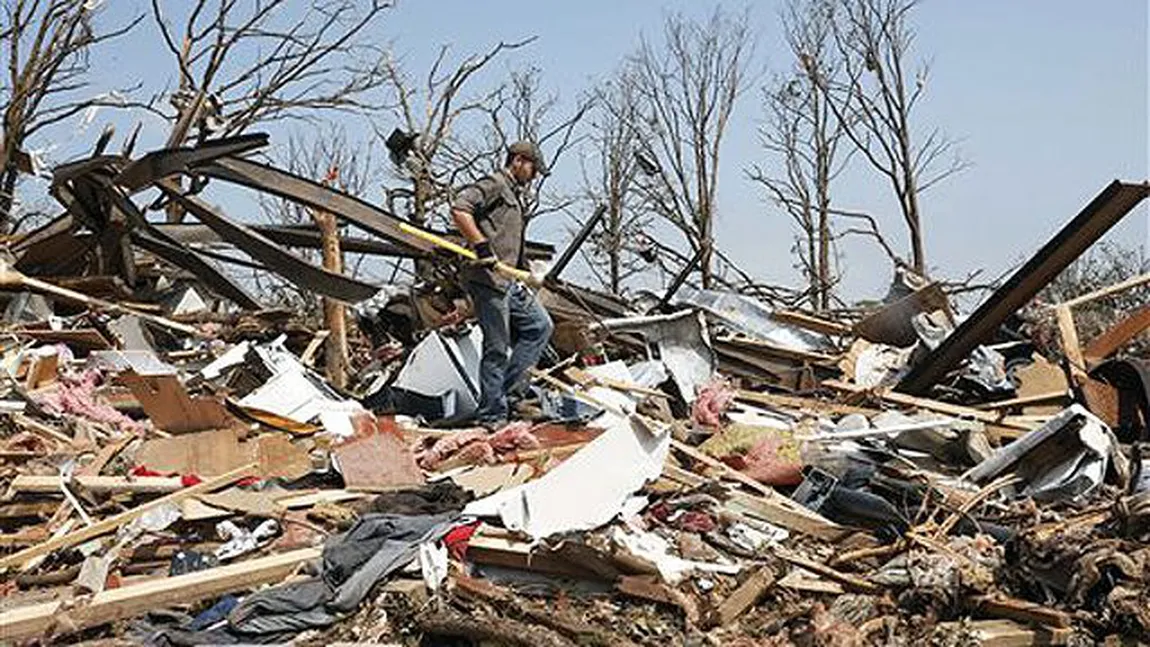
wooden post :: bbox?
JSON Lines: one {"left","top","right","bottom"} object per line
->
{"left": 314, "top": 166, "right": 348, "bottom": 389}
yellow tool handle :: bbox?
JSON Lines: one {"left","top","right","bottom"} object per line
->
{"left": 398, "top": 222, "right": 540, "bottom": 287}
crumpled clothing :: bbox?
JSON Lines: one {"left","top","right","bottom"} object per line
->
{"left": 415, "top": 421, "right": 540, "bottom": 470}
{"left": 692, "top": 377, "right": 735, "bottom": 427}
{"left": 443, "top": 521, "right": 481, "bottom": 561}
{"left": 149, "top": 513, "right": 457, "bottom": 646}
{"left": 356, "top": 480, "right": 474, "bottom": 516}
{"left": 32, "top": 367, "right": 148, "bottom": 435}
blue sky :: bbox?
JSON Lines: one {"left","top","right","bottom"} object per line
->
{"left": 30, "top": 0, "right": 1150, "bottom": 303}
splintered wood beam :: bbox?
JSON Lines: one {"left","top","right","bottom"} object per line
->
{"left": 1083, "top": 304, "right": 1150, "bottom": 363}
{"left": 0, "top": 463, "right": 256, "bottom": 571}
{"left": 0, "top": 547, "right": 321, "bottom": 641}
{"left": 1055, "top": 305, "right": 1086, "bottom": 376}
{"left": 705, "top": 565, "right": 776, "bottom": 628}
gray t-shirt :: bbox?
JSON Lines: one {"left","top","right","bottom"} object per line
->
{"left": 451, "top": 169, "right": 528, "bottom": 290}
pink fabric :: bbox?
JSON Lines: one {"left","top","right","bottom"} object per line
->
{"left": 692, "top": 378, "right": 736, "bottom": 427}
{"left": 32, "top": 368, "right": 148, "bottom": 435}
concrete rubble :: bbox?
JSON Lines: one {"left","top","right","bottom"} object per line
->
{"left": 0, "top": 136, "right": 1146, "bottom": 646}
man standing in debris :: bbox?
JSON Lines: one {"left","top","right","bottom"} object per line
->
{"left": 451, "top": 141, "right": 554, "bottom": 428}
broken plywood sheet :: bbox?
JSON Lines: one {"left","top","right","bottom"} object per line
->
{"left": 119, "top": 370, "right": 237, "bottom": 433}
{"left": 198, "top": 487, "right": 285, "bottom": 517}
{"left": 333, "top": 425, "right": 424, "bottom": 491}
{"left": 135, "top": 428, "right": 252, "bottom": 476}
{"left": 1014, "top": 354, "right": 1071, "bottom": 416}
{"left": 256, "top": 433, "right": 312, "bottom": 480}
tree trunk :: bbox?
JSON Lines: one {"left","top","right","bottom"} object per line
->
{"left": 0, "top": 166, "right": 17, "bottom": 234}
{"left": 700, "top": 206, "right": 714, "bottom": 289}
{"left": 903, "top": 172, "right": 924, "bottom": 273}
{"left": 608, "top": 195, "right": 622, "bottom": 294}
{"left": 818, "top": 202, "right": 831, "bottom": 311}
{"left": 806, "top": 214, "right": 819, "bottom": 310}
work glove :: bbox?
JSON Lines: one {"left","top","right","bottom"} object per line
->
{"left": 473, "top": 240, "right": 499, "bottom": 269}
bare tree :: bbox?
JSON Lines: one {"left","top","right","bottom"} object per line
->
{"left": 577, "top": 74, "right": 653, "bottom": 295}
{"left": 749, "top": 0, "right": 854, "bottom": 310}
{"left": 377, "top": 43, "right": 590, "bottom": 230}
{"left": 149, "top": 0, "right": 393, "bottom": 148}
{"left": 823, "top": 0, "right": 968, "bottom": 273}
{"left": 0, "top": 0, "right": 144, "bottom": 231}
{"left": 625, "top": 8, "right": 753, "bottom": 290}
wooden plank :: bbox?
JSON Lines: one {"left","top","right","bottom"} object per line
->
{"left": 11, "top": 329, "right": 112, "bottom": 351}
{"left": 776, "top": 569, "right": 845, "bottom": 595}
{"left": 1057, "top": 271, "right": 1150, "bottom": 309}
{"left": 12, "top": 414, "right": 75, "bottom": 446}
{"left": 934, "top": 619, "right": 1071, "bottom": 647}
{"left": 564, "top": 366, "right": 669, "bottom": 399}
{"left": 135, "top": 428, "right": 251, "bottom": 476}
{"left": 0, "top": 463, "right": 255, "bottom": 571}
{"left": 972, "top": 595, "right": 1072, "bottom": 629}
{"left": 9, "top": 474, "right": 185, "bottom": 495}
{"left": 661, "top": 461, "right": 869, "bottom": 545}
{"left": 975, "top": 391, "right": 1070, "bottom": 411}
{"left": 466, "top": 533, "right": 617, "bottom": 582}
{"left": 616, "top": 574, "right": 701, "bottom": 626}
{"left": 716, "top": 336, "right": 840, "bottom": 365}
{"left": 0, "top": 546, "right": 321, "bottom": 641}
{"left": 705, "top": 565, "right": 776, "bottom": 628}
{"left": 736, "top": 389, "right": 881, "bottom": 417}
{"left": 118, "top": 372, "right": 237, "bottom": 434}
{"left": 1083, "top": 304, "right": 1150, "bottom": 363}
{"left": 0, "top": 266, "right": 202, "bottom": 336}
{"left": 773, "top": 547, "right": 880, "bottom": 594}
{"left": 823, "top": 379, "right": 1035, "bottom": 431}
{"left": 1055, "top": 305, "right": 1086, "bottom": 374}
{"left": 770, "top": 310, "right": 853, "bottom": 336}
{"left": 274, "top": 489, "right": 369, "bottom": 509}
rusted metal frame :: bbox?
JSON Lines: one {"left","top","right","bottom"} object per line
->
{"left": 45, "top": 181, "right": 119, "bottom": 277}
{"left": 52, "top": 155, "right": 127, "bottom": 185}
{"left": 10, "top": 212, "right": 95, "bottom": 276}
{"left": 128, "top": 231, "right": 263, "bottom": 309}
{"left": 101, "top": 186, "right": 264, "bottom": 310}
{"left": 1084, "top": 305, "right": 1150, "bottom": 364}
{"left": 897, "top": 181, "right": 1150, "bottom": 395}
{"left": 9, "top": 213, "right": 74, "bottom": 254}
{"left": 113, "top": 134, "right": 270, "bottom": 192}
{"left": 545, "top": 203, "right": 606, "bottom": 284}
{"left": 189, "top": 157, "right": 436, "bottom": 254}
{"left": 73, "top": 174, "right": 138, "bottom": 286}
{"left": 160, "top": 188, "right": 380, "bottom": 303}
{"left": 154, "top": 223, "right": 421, "bottom": 257}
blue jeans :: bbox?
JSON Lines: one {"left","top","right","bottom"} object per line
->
{"left": 468, "top": 281, "right": 554, "bottom": 422}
